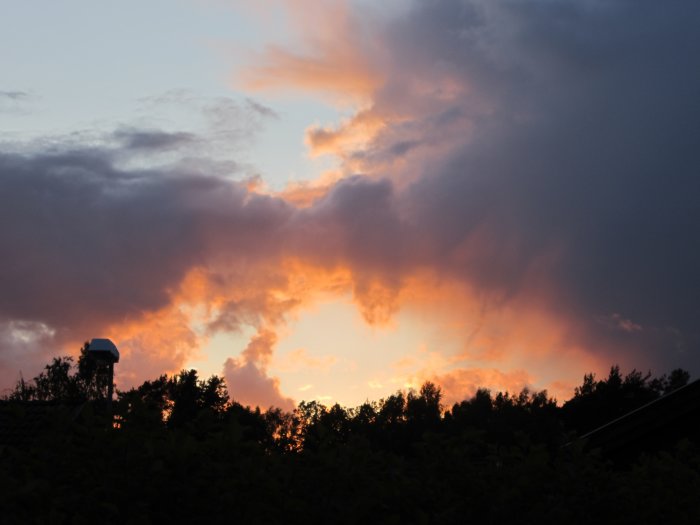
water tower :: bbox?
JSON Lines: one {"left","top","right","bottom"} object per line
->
{"left": 87, "top": 338, "right": 120, "bottom": 403}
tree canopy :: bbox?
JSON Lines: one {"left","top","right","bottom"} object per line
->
{"left": 1, "top": 352, "right": 698, "bottom": 524}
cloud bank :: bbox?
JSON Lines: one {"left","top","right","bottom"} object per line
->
{"left": 2, "top": 0, "right": 700, "bottom": 405}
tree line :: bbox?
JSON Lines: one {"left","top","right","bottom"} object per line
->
{"left": 1, "top": 346, "right": 698, "bottom": 524}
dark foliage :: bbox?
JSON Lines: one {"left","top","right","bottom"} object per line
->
{"left": 561, "top": 365, "right": 691, "bottom": 434}
{"left": 1, "top": 356, "right": 698, "bottom": 524}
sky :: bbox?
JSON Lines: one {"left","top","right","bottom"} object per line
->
{"left": 1, "top": 0, "right": 699, "bottom": 408}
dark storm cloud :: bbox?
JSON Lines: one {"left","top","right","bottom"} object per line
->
{"left": 260, "top": 0, "right": 700, "bottom": 372}
{"left": 376, "top": 0, "right": 700, "bottom": 369}
{"left": 2, "top": 0, "right": 700, "bottom": 392}
{"left": 0, "top": 147, "right": 292, "bottom": 341}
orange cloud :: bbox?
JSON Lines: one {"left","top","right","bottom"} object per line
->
{"left": 6, "top": 0, "right": 696, "bottom": 406}
{"left": 236, "top": 1, "right": 384, "bottom": 104}
{"left": 224, "top": 357, "right": 294, "bottom": 411}
{"left": 103, "top": 304, "right": 202, "bottom": 388}
{"left": 277, "top": 170, "right": 342, "bottom": 208}
{"left": 428, "top": 368, "right": 534, "bottom": 407}
{"left": 305, "top": 109, "right": 387, "bottom": 157}
{"left": 242, "top": 328, "right": 277, "bottom": 366}
{"left": 276, "top": 347, "right": 337, "bottom": 372}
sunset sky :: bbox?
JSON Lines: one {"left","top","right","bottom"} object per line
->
{"left": 2, "top": 0, "right": 699, "bottom": 408}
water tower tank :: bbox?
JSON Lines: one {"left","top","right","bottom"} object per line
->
{"left": 87, "top": 338, "right": 120, "bottom": 363}
{"left": 87, "top": 338, "right": 119, "bottom": 405}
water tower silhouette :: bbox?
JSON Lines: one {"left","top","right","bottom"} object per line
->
{"left": 87, "top": 338, "right": 119, "bottom": 403}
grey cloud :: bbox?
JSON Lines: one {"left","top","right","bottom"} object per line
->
{"left": 0, "top": 90, "right": 30, "bottom": 101}
{"left": 259, "top": 0, "right": 700, "bottom": 372}
{"left": 245, "top": 98, "right": 279, "bottom": 119}
{"left": 376, "top": 0, "right": 700, "bottom": 370}
{"left": 113, "top": 128, "right": 198, "bottom": 151}
{"left": 136, "top": 89, "right": 196, "bottom": 108}
{"left": 0, "top": 147, "right": 292, "bottom": 354}
{"left": 0, "top": 90, "right": 33, "bottom": 114}
{"left": 134, "top": 91, "right": 275, "bottom": 156}
{"left": 2, "top": 0, "right": 700, "bottom": 391}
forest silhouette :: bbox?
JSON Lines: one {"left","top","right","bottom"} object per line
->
{"left": 1, "top": 344, "right": 699, "bottom": 524}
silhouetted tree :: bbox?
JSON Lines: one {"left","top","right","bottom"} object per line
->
{"left": 7, "top": 373, "right": 36, "bottom": 402}
{"left": 3, "top": 353, "right": 698, "bottom": 524}
{"left": 113, "top": 374, "right": 170, "bottom": 433}
{"left": 6, "top": 342, "right": 120, "bottom": 404}
{"left": 28, "top": 356, "right": 82, "bottom": 402}
{"left": 562, "top": 365, "right": 688, "bottom": 434}
{"left": 116, "top": 369, "right": 229, "bottom": 431}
